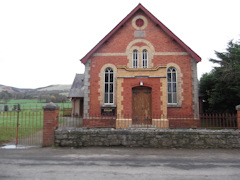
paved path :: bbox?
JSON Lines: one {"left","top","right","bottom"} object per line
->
{"left": 0, "top": 147, "right": 240, "bottom": 180}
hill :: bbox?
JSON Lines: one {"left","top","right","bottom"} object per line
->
{"left": 36, "top": 85, "right": 71, "bottom": 92}
{"left": 0, "top": 84, "right": 71, "bottom": 95}
{"left": 0, "top": 84, "right": 32, "bottom": 93}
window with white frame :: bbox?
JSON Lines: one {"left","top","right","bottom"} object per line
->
{"left": 167, "top": 67, "right": 177, "bottom": 104}
{"left": 132, "top": 50, "right": 138, "bottom": 68}
{"left": 142, "top": 49, "right": 148, "bottom": 68}
{"left": 104, "top": 68, "right": 114, "bottom": 104}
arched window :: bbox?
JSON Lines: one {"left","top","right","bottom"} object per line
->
{"left": 142, "top": 49, "right": 148, "bottom": 68}
{"left": 132, "top": 50, "right": 138, "bottom": 68}
{"left": 167, "top": 67, "right": 177, "bottom": 104}
{"left": 104, "top": 68, "right": 114, "bottom": 104}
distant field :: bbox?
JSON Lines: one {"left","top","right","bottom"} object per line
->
{"left": 0, "top": 99, "right": 71, "bottom": 110}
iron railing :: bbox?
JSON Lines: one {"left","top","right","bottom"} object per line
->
{"left": 200, "top": 113, "right": 237, "bottom": 129}
{"left": 57, "top": 113, "right": 238, "bottom": 130}
{"left": 0, "top": 110, "right": 43, "bottom": 145}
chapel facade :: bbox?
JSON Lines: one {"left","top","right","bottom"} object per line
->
{"left": 71, "top": 4, "right": 201, "bottom": 128}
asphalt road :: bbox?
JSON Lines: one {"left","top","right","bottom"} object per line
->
{"left": 0, "top": 147, "right": 240, "bottom": 180}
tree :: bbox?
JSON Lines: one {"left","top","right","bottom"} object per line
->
{"left": 0, "top": 91, "right": 12, "bottom": 103}
{"left": 199, "top": 39, "right": 240, "bottom": 113}
{"left": 44, "top": 93, "right": 67, "bottom": 103}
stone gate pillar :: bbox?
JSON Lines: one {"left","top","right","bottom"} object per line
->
{"left": 42, "top": 102, "right": 60, "bottom": 147}
{"left": 236, "top": 105, "right": 240, "bottom": 130}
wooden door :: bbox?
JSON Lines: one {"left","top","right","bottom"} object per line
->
{"left": 132, "top": 86, "right": 152, "bottom": 124}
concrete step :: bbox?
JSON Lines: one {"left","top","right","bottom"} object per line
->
{"left": 128, "top": 124, "right": 157, "bottom": 129}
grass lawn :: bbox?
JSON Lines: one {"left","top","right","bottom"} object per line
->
{"left": 0, "top": 99, "right": 71, "bottom": 110}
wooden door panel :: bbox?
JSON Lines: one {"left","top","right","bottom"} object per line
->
{"left": 132, "top": 87, "right": 152, "bottom": 125}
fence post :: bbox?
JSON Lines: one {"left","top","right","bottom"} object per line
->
{"left": 236, "top": 105, "right": 240, "bottom": 130}
{"left": 42, "top": 102, "right": 60, "bottom": 147}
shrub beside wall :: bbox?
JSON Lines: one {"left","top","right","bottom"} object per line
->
{"left": 55, "top": 129, "right": 240, "bottom": 149}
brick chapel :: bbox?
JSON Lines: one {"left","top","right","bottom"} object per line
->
{"left": 69, "top": 4, "right": 201, "bottom": 129}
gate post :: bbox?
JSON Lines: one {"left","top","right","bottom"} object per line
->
{"left": 236, "top": 105, "right": 240, "bottom": 130}
{"left": 42, "top": 102, "right": 60, "bottom": 147}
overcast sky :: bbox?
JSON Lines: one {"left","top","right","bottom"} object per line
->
{"left": 0, "top": 0, "right": 239, "bottom": 89}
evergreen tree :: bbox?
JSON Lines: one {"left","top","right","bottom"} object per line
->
{"left": 200, "top": 39, "right": 240, "bottom": 113}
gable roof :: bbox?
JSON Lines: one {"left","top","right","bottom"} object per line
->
{"left": 80, "top": 3, "right": 201, "bottom": 64}
{"left": 68, "top": 74, "right": 84, "bottom": 98}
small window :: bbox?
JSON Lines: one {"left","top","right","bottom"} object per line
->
{"left": 132, "top": 50, "right": 138, "bottom": 68}
{"left": 104, "top": 68, "right": 114, "bottom": 104}
{"left": 142, "top": 49, "right": 148, "bottom": 68}
{"left": 167, "top": 67, "right": 177, "bottom": 104}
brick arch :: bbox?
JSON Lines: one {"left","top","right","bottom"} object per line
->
{"left": 126, "top": 39, "right": 155, "bottom": 53}
{"left": 126, "top": 39, "right": 155, "bottom": 68}
{"left": 98, "top": 64, "right": 117, "bottom": 105}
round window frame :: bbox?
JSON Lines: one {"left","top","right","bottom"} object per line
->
{"left": 132, "top": 15, "right": 148, "bottom": 30}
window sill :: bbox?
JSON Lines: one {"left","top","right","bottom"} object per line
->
{"left": 101, "top": 104, "right": 117, "bottom": 108}
{"left": 167, "top": 104, "right": 181, "bottom": 108}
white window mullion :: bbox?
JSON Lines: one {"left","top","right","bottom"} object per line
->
{"left": 167, "top": 67, "right": 177, "bottom": 104}
{"left": 104, "top": 68, "right": 114, "bottom": 104}
{"left": 142, "top": 49, "right": 148, "bottom": 68}
{"left": 133, "top": 50, "right": 138, "bottom": 68}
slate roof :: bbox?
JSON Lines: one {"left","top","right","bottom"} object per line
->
{"left": 68, "top": 74, "right": 84, "bottom": 98}
{"left": 80, "top": 3, "right": 201, "bottom": 64}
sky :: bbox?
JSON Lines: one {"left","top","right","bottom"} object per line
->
{"left": 0, "top": 0, "right": 239, "bottom": 89}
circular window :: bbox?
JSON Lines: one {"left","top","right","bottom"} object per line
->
{"left": 136, "top": 18, "right": 144, "bottom": 27}
{"left": 132, "top": 15, "right": 148, "bottom": 30}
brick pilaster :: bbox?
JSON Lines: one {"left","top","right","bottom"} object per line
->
{"left": 42, "top": 102, "right": 59, "bottom": 147}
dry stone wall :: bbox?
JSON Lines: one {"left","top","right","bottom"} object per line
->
{"left": 55, "top": 129, "right": 240, "bottom": 149}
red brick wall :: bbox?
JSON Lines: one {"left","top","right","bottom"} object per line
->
{"left": 120, "top": 78, "right": 163, "bottom": 115}
{"left": 83, "top": 117, "right": 116, "bottom": 128}
{"left": 168, "top": 118, "right": 200, "bottom": 128}
{"left": 86, "top": 10, "right": 195, "bottom": 126}
{"left": 43, "top": 109, "right": 59, "bottom": 147}
{"left": 88, "top": 56, "right": 128, "bottom": 115}
{"left": 96, "top": 11, "right": 186, "bottom": 54}
{"left": 157, "top": 55, "right": 194, "bottom": 117}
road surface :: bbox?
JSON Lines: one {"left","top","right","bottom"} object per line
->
{"left": 0, "top": 147, "right": 240, "bottom": 179}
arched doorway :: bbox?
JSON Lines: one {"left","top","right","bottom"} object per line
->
{"left": 132, "top": 86, "right": 152, "bottom": 124}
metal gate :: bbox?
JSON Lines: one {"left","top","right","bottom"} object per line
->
{"left": 0, "top": 110, "right": 43, "bottom": 146}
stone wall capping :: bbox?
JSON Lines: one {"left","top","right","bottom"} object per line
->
{"left": 42, "top": 102, "right": 60, "bottom": 110}
{"left": 236, "top": 104, "right": 240, "bottom": 110}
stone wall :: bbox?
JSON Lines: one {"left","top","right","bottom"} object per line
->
{"left": 55, "top": 129, "right": 240, "bottom": 149}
